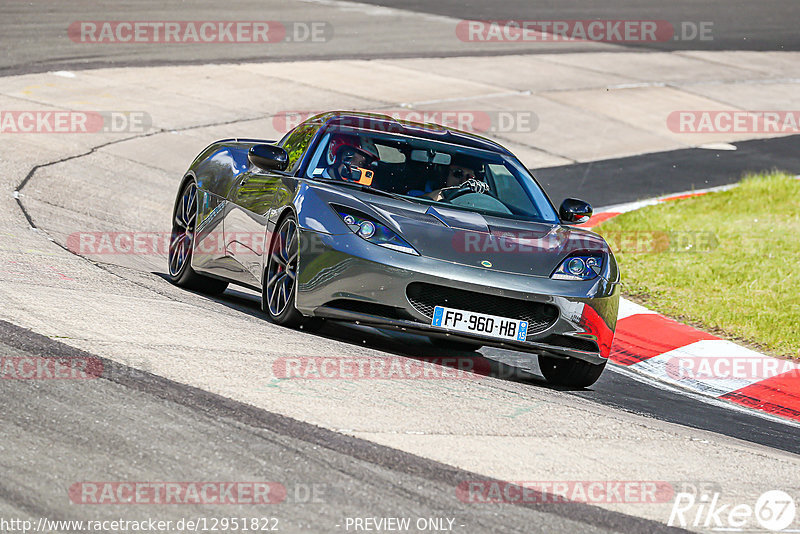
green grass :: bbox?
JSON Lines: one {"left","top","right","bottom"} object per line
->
{"left": 595, "top": 172, "right": 800, "bottom": 359}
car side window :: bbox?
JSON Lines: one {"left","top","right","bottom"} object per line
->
{"left": 280, "top": 124, "right": 320, "bottom": 173}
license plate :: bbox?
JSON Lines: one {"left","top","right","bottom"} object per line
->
{"left": 431, "top": 306, "right": 528, "bottom": 342}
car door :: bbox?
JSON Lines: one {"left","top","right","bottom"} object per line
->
{"left": 224, "top": 124, "right": 321, "bottom": 287}
{"left": 224, "top": 167, "right": 284, "bottom": 287}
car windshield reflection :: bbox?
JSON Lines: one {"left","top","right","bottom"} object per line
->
{"left": 304, "top": 126, "right": 559, "bottom": 223}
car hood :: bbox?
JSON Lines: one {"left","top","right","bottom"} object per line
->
{"left": 304, "top": 183, "right": 611, "bottom": 278}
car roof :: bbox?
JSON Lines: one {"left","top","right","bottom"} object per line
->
{"left": 300, "top": 111, "right": 513, "bottom": 156}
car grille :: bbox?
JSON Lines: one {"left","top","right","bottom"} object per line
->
{"left": 406, "top": 282, "right": 559, "bottom": 337}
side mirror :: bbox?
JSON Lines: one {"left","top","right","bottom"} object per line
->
{"left": 248, "top": 144, "right": 289, "bottom": 172}
{"left": 559, "top": 198, "right": 593, "bottom": 224}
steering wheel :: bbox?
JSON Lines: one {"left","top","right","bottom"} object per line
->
{"left": 442, "top": 179, "right": 496, "bottom": 203}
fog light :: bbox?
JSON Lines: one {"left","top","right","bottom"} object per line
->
{"left": 358, "top": 220, "right": 376, "bottom": 238}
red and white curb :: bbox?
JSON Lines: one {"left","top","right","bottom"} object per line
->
{"left": 584, "top": 184, "right": 800, "bottom": 423}
{"left": 612, "top": 300, "right": 800, "bottom": 422}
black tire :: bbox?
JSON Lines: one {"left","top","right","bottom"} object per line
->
{"left": 538, "top": 354, "right": 606, "bottom": 388}
{"left": 167, "top": 179, "right": 228, "bottom": 295}
{"left": 429, "top": 337, "right": 481, "bottom": 352}
{"left": 263, "top": 214, "right": 306, "bottom": 328}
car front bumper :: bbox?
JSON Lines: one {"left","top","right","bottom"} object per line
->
{"left": 296, "top": 229, "right": 619, "bottom": 366}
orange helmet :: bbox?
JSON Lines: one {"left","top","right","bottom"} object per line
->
{"left": 326, "top": 134, "right": 379, "bottom": 166}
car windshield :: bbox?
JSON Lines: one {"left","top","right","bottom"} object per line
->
{"left": 304, "top": 126, "right": 559, "bottom": 223}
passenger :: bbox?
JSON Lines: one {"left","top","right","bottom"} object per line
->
{"left": 424, "top": 162, "right": 488, "bottom": 201}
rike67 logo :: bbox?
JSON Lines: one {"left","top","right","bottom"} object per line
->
{"left": 669, "top": 490, "right": 797, "bottom": 531}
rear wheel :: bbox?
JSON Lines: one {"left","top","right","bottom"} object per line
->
{"left": 538, "top": 354, "right": 606, "bottom": 388}
{"left": 167, "top": 180, "right": 228, "bottom": 295}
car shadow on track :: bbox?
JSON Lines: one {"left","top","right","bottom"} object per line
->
{"left": 310, "top": 323, "right": 592, "bottom": 392}
{"left": 165, "top": 280, "right": 592, "bottom": 392}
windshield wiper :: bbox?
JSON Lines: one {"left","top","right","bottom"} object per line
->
{"left": 312, "top": 177, "right": 413, "bottom": 203}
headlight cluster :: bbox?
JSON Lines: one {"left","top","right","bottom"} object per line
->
{"left": 552, "top": 255, "right": 603, "bottom": 280}
{"left": 334, "top": 206, "right": 419, "bottom": 256}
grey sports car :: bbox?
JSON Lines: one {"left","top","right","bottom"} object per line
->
{"left": 168, "top": 111, "right": 619, "bottom": 387}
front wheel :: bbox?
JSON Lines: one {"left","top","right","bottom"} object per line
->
{"left": 263, "top": 216, "right": 306, "bottom": 328}
{"left": 538, "top": 354, "right": 606, "bottom": 388}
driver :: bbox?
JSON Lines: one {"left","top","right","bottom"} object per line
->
{"left": 321, "top": 135, "right": 379, "bottom": 182}
{"left": 425, "top": 161, "right": 488, "bottom": 201}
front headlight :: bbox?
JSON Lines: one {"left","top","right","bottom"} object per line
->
{"left": 333, "top": 205, "right": 419, "bottom": 256}
{"left": 552, "top": 254, "right": 603, "bottom": 280}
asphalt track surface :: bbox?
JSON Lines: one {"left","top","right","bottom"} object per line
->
{"left": 535, "top": 134, "right": 800, "bottom": 208}
{"left": 1, "top": 320, "right": 685, "bottom": 533}
{"left": 360, "top": 0, "right": 800, "bottom": 52}
{"left": 2, "top": 1, "right": 799, "bottom": 532}
{"left": 1, "top": 0, "right": 798, "bottom": 76}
